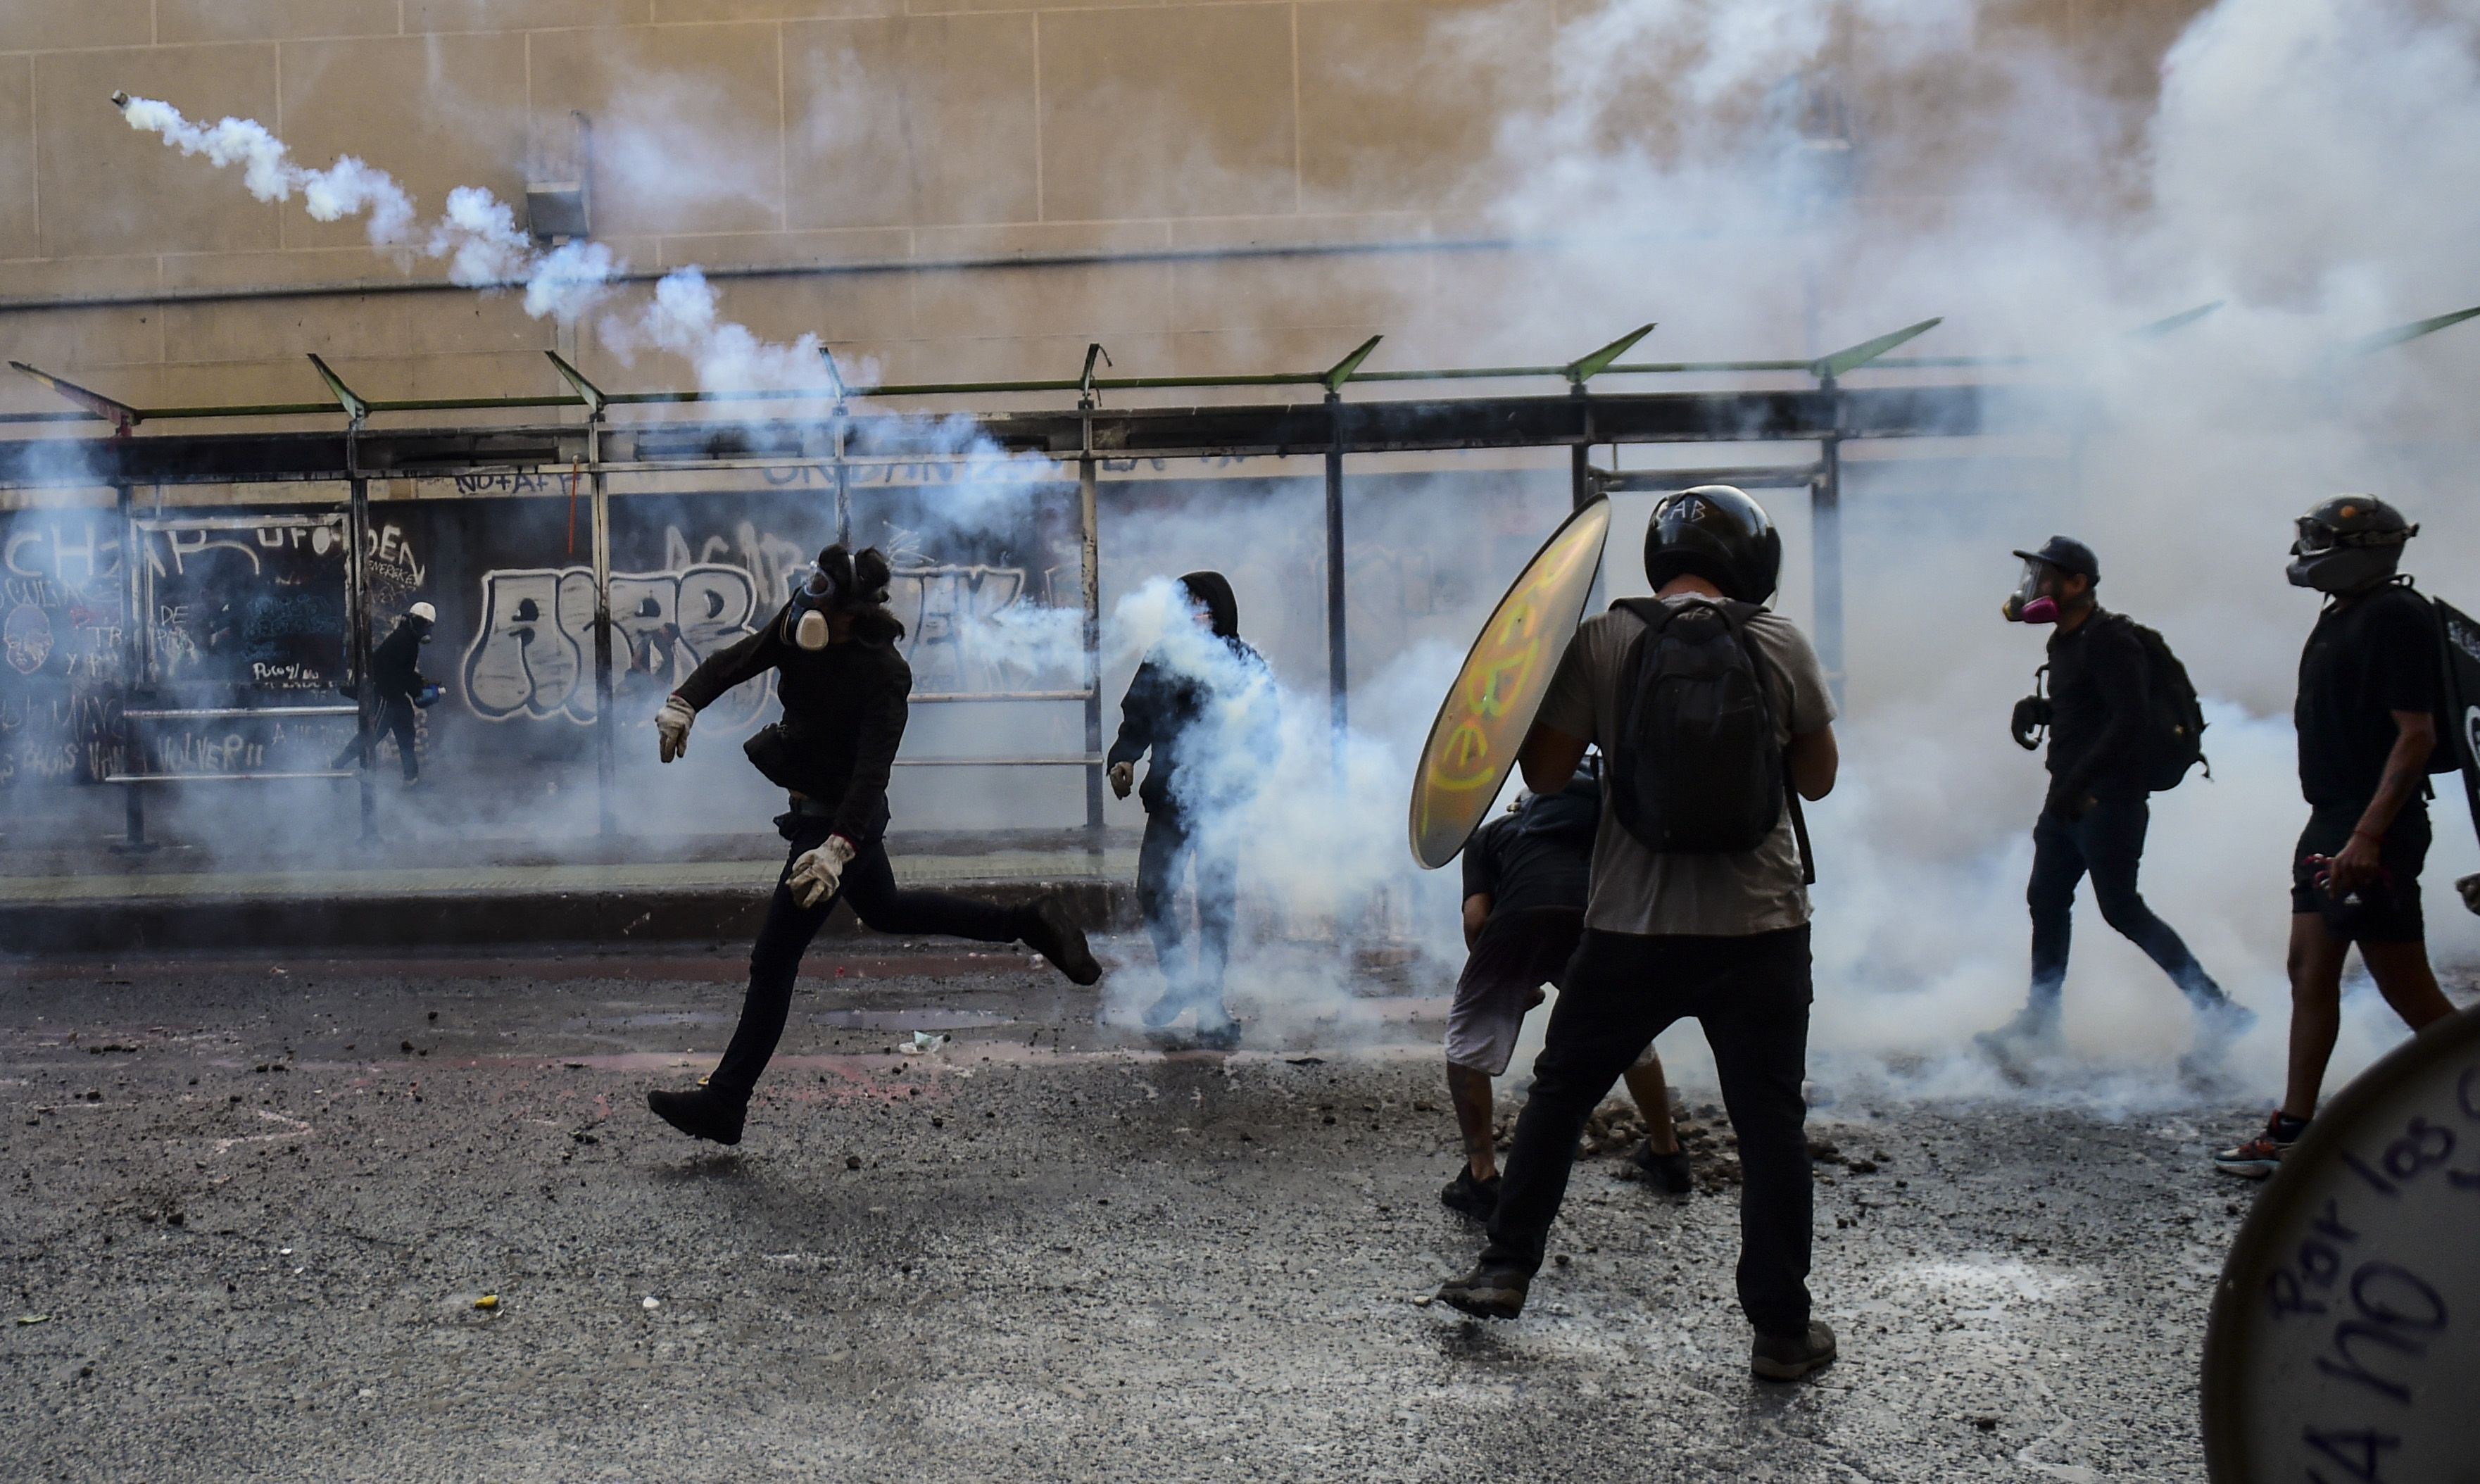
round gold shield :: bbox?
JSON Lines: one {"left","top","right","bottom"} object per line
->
{"left": 1407, "top": 497, "right": 1611, "bottom": 868}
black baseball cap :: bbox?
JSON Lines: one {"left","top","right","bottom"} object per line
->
{"left": 2011, "top": 536, "right": 2098, "bottom": 581}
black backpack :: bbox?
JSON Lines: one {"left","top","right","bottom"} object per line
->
{"left": 2110, "top": 615, "right": 2209, "bottom": 793}
{"left": 1605, "top": 598, "right": 1812, "bottom": 878}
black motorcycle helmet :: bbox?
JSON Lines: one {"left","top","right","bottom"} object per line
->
{"left": 2288, "top": 495, "right": 2416, "bottom": 596}
{"left": 1643, "top": 484, "right": 1782, "bottom": 603}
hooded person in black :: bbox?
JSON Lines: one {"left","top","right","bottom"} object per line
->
{"left": 1107, "top": 571, "right": 1270, "bottom": 1048}
{"left": 333, "top": 601, "right": 436, "bottom": 784}
{"left": 643, "top": 545, "right": 1102, "bottom": 1146}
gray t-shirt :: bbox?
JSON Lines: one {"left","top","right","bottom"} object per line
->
{"left": 1534, "top": 598, "right": 1837, "bottom": 937}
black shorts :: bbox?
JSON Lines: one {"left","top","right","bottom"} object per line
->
{"left": 2291, "top": 807, "right": 2429, "bottom": 943}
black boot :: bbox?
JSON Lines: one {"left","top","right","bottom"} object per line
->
{"left": 1018, "top": 897, "right": 1102, "bottom": 986}
{"left": 647, "top": 1087, "right": 745, "bottom": 1146}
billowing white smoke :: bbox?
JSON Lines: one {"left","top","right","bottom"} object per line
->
{"left": 1444, "top": 0, "right": 2480, "bottom": 1106}
{"left": 1098, "top": 577, "right": 1463, "bottom": 1035}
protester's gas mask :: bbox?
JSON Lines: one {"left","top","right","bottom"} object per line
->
{"left": 2001, "top": 558, "right": 2063, "bottom": 624}
{"left": 785, "top": 558, "right": 845, "bottom": 651}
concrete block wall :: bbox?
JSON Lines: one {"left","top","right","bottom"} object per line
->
{"left": 0, "top": 0, "right": 2208, "bottom": 420}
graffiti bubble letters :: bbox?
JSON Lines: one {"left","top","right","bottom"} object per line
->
{"left": 463, "top": 564, "right": 760, "bottom": 724}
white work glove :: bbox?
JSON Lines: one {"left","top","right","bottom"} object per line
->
{"left": 1109, "top": 762, "right": 1135, "bottom": 800}
{"left": 788, "top": 834, "right": 859, "bottom": 910}
{"left": 656, "top": 696, "right": 695, "bottom": 763}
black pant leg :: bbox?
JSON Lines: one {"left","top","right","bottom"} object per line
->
{"left": 1697, "top": 925, "right": 1815, "bottom": 1337}
{"left": 1138, "top": 808, "right": 1192, "bottom": 989}
{"left": 1193, "top": 831, "right": 1238, "bottom": 998}
{"left": 707, "top": 824, "right": 841, "bottom": 1103}
{"left": 2025, "top": 808, "right": 2087, "bottom": 1007}
{"left": 837, "top": 838, "right": 1021, "bottom": 942}
{"left": 2077, "top": 797, "right": 2222, "bottom": 1002}
{"left": 384, "top": 700, "right": 419, "bottom": 780}
{"left": 1483, "top": 930, "right": 1683, "bottom": 1271}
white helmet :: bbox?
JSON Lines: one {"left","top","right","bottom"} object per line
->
{"left": 408, "top": 601, "right": 437, "bottom": 624}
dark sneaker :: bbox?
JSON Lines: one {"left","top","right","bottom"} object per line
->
{"left": 1751, "top": 1320, "right": 1837, "bottom": 1381}
{"left": 2213, "top": 1114, "right": 2303, "bottom": 1179}
{"left": 1974, "top": 1003, "right": 2061, "bottom": 1062}
{"left": 647, "top": 1088, "right": 745, "bottom": 1146}
{"left": 1435, "top": 1261, "right": 1530, "bottom": 1320}
{"left": 1020, "top": 897, "right": 1102, "bottom": 986}
{"left": 2191, "top": 997, "right": 2258, "bottom": 1057}
{"left": 1440, "top": 1168, "right": 1501, "bottom": 1219}
{"left": 1630, "top": 1140, "right": 1694, "bottom": 1194}
{"left": 1191, "top": 1018, "right": 1242, "bottom": 1053}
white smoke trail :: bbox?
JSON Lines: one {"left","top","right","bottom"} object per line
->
{"left": 115, "top": 93, "right": 418, "bottom": 246}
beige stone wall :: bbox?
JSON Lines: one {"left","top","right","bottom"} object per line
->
{"left": 0, "top": 0, "right": 2209, "bottom": 421}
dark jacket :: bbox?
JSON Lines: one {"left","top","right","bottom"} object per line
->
{"left": 370, "top": 621, "right": 427, "bottom": 704}
{"left": 1106, "top": 571, "right": 1267, "bottom": 815}
{"left": 674, "top": 605, "right": 910, "bottom": 844}
{"left": 2045, "top": 610, "right": 2148, "bottom": 805}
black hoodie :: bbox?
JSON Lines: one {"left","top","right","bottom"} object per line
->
{"left": 1107, "top": 570, "right": 1266, "bottom": 814}
{"left": 674, "top": 603, "right": 911, "bottom": 843}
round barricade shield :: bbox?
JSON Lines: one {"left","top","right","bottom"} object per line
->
{"left": 2201, "top": 1001, "right": 2480, "bottom": 1480}
{"left": 1407, "top": 497, "right": 1611, "bottom": 869}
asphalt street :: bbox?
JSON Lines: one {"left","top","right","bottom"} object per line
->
{"left": 4, "top": 944, "right": 2255, "bottom": 1482}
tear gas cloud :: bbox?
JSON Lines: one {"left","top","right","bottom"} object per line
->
{"left": 87, "top": 0, "right": 2480, "bottom": 1103}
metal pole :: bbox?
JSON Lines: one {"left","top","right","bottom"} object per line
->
{"left": 1324, "top": 389, "right": 1348, "bottom": 740}
{"left": 1078, "top": 451, "right": 1104, "bottom": 843}
{"left": 588, "top": 415, "right": 615, "bottom": 838}
{"left": 1571, "top": 383, "right": 1592, "bottom": 511}
{"left": 832, "top": 398, "right": 852, "bottom": 546}
{"left": 115, "top": 481, "right": 144, "bottom": 850}
{"left": 1813, "top": 372, "right": 1846, "bottom": 708}
{"left": 345, "top": 449, "right": 377, "bottom": 843}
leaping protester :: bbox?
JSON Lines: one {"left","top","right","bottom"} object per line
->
{"left": 644, "top": 544, "right": 1102, "bottom": 1146}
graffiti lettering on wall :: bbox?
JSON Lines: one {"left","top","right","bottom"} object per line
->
{"left": 462, "top": 563, "right": 765, "bottom": 725}
{"left": 365, "top": 520, "right": 428, "bottom": 617}
{"left": 138, "top": 517, "right": 348, "bottom": 693}
{"left": 1, "top": 510, "right": 129, "bottom": 785}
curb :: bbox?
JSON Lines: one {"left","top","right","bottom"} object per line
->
{"left": 0, "top": 879, "right": 1133, "bottom": 956}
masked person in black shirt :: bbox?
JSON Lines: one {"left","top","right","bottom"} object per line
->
{"left": 642, "top": 546, "right": 1102, "bottom": 1146}
{"left": 1107, "top": 572, "right": 1271, "bottom": 1050}
{"left": 1442, "top": 765, "right": 1687, "bottom": 1219}
{"left": 333, "top": 601, "right": 437, "bottom": 785}
{"left": 1979, "top": 538, "right": 2249, "bottom": 1061}
{"left": 2215, "top": 498, "right": 2458, "bottom": 1176}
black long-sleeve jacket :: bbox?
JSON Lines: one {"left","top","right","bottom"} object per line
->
{"left": 674, "top": 606, "right": 910, "bottom": 844}
{"left": 1106, "top": 571, "right": 1270, "bottom": 815}
{"left": 2045, "top": 610, "right": 2149, "bottom": 804}
{"left": 369, "top": 621, "right": 427, "bottom": 704}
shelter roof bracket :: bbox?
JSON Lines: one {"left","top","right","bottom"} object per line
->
{"left": 306, "top": 353, "right": 370, "bottom": 426}
{"left": 544, "top": 351, "right": 608, "bottom": 417}
{"left": 1321, "top": 335, "right": 1383, "bottom": 394}
{"left": 1079, "top": 343, "right": 1113, "bottom": 409}
{"left": 2342, "top": 304, "right": 2480, "bottom": 356}
{"left": 2128, "top": 301, "right": 2222, "bottom": 339}
{"left": 1566, "top": 323, "right": 1655, "bottom": 385}
{"left": 8, "top": 360, "right": 141, "bottom": 434}
{"left": 1812, "top": 318, "right": 1943, "bottom": 380}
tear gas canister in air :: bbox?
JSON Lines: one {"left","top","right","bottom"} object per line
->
{"left": 1408, "top": 496, "right": 1610, "bottom": 869}
{"left": 2200, "top": 1000, "right": 2480, "bottom": 1480}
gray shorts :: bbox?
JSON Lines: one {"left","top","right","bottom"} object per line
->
{"left": 1446, "top": 907, "right": 1659, "bottom": 1077}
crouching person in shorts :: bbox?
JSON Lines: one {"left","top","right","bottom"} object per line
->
{"left": 1443, "top": 765, "right": 1689, "bottom": 1220}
